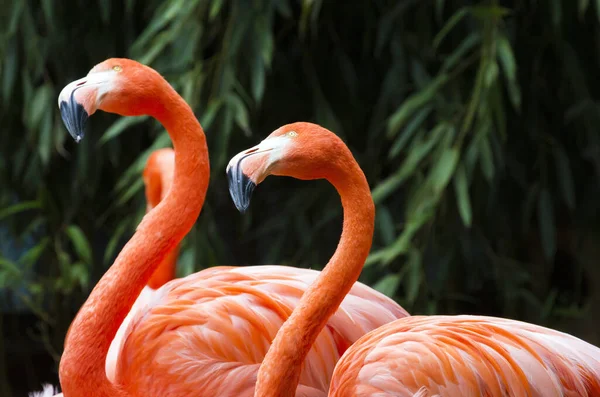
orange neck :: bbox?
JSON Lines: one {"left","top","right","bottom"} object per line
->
{"left": 146, "top": 249, "right": 177, "bottom": 289}
{"left": 254, "top": 156, "right": 375, "bottom": 397}
{"left": 59, "top": 80, "right": 209, "bottom": 397}
{"left": 146, "top": 159, "right": 178, "bottom": 290}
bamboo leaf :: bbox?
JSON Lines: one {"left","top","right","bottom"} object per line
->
{"left": 433, "top": 7, "right": 469, "bottom": 49}
{"left": 251, "top": 54, "right": 265, "bottom": 102}
{"left": 373, "top": 274, "right": 400, "bottom": 297}
{"left": 579, "top": 0, "right": 590, "bottom": 19}
{"left": 103, "top": 219, "right": 131, "bottom": 265}
{"left": 200, "top": 99, "right": 223, "bottom": 129}
{"left": 0, "top": 201, "right": 41, "bottom": 221}
{"left": 387, "top": 74, "right": 448, "bottom": 138}
{"left": 376, "top": 205, "right": 396, "bottom": 245}
{"left": 453, "top": 163, "right": 472, "bottom": 227}
{"left": 479, "top": 135, "right": 495, "bottom": 181}
{"left": 406, "top": 247, "right": 422, "bottom": 304}
{"left": 225, "top": 94, "right": 251, "bottom": 135}
{"left": 373, "top": 124, "right": 448, "bottom": 203}
{"left": 441, "top": 32, "right": 481, "bottom": 72}
{"left": 65, "top": 225, "right": 93, "bottom": 264}
{"left": 389, "top": 104, "right": 433, "bottom": 159}
{"left": 19, "top": 237, "right": 50, "bottom": 267}
{"left": 497, "top": 35, "right": 521, "bottom": 110}
{"left": 99, "top": 116, "right": 148, "bottom": 146}
{"left": 469, "top": 5, "right": 511, "bottom": 19}
{"left": 428, "top": 147, "right": 459, "bottom": 194}
{"left": 2, "top": 41, "right": 18, "bottom": 104}
{"left": 209, "top": 0, "right": 224, "bottom": 20}
{"left": 70, "top": 262, "right": 89, "bottom": 289}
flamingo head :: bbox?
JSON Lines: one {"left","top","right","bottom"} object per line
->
{"left": 58, "top": 58, "right": 165, "bottom": 142}
{"left": 226, "top": 122, "right": 348, "bottom": 212}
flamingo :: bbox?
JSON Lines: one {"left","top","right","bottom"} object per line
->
{"left": 52, "top": 58, "right": 408, "bottom": 397}
{"left": 29, "top": 148, "right": 177, "bottom": 397}
{"left": 226, "top": 122, "right": 600, "bottom": 397}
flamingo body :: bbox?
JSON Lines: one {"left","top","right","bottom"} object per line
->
{"left": 113, "top": 265, "right": 408, "bottom": 396}
{"left": 330, "top": 315, "right": 600, "bottom": 397}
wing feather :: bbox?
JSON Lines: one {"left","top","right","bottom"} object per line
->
{"left": 331, "top": 315, "right": 600, "bottom": 397}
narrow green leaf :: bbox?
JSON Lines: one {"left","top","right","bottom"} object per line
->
{"left": 65, "top": 225, "right": 93, "bottom": 264}
{"left": 70, "top": 262, "right": 89, "bottom": 289}
{"left": 376, "top": 205, "right": 396, "bottom": 245}
{"left": 30, "top": 84, "right": 52, "bottom": 129}
{"left": 479, "top": 135, "right": 495, "bottom": 181}
{"left": 0, "top": 201, "right": 41, "bottom": 221}
{"left": 103, "top": 220, "right": 131, "bottom": 265}
{"left": 541, "top": 289, "right": 558, "bottom": 319}
{"left": 2, "top": 41, "right": 18, "bottom": 104}
{"left": 389, "top": 105, "right": 433, "bottom": 159}
{"left": 453, "top": 163, "right": 472, "bottom": 227}
{"left": 116, "top": 178, "right": 145, "bottom": 206}
{"left": 0, "top": 258, "right": 22, "bottom": 277}
{"left": 406, "top": 248, "right": 422, "bottom": 304}
{"left": 596, "top": 0, "right": 600, "bottom": 22}
{"left": 373, "top": 274, "right": 400, "bottom": 297}
{"left": 433, "top": 7, "right": 469, "bottom": 49}
{"left": 387, "top": 74, "right": 448, "bottom": 138}
{"left": 496, "top": 35, "right": 521, "bottom": 110}
{"left": 553, "top": 146, "right": 576, "bottom": 209}
{"left": 99, "top": 116, "right": 148, "bottom": 146}
{"left": 579, "top": 0, "right": 590, "bottom": 19}
{"left": 19, "top": 237, "right": 50, "bottom": 267}
{"left": 373, "top": 124, "right": 448, "bottom": 203}
{"left": 428, "top": 147, "right": 459, "bottom": 194}
{"left": 200, "top": 99, "right": 223, "bottom": 129}
{"left": 441, "top": 32, "right": 481, "bottom": 72}
{"left": 38, "top": 111, "right": 53, "bottom": 166}
{"left": 209, "top": 0, "right": 224, "bottom": 20}
{"left": 251, "top": 54, "right": 265, "bottom": 102}
{"left": 225, "top": 94, "right": 250, "bottom": 135}
{"left": 469, "top": 5, "right": 511, "bottom": 19}
{"left": 537, "top": 189, "right": 556, "bottom": 260}
{"left": 484, "top": 61, "right": 499, "bottom": 88}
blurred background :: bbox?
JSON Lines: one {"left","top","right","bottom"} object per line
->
{"left": 2, "top": 0, "right": 600, "bottom": 395}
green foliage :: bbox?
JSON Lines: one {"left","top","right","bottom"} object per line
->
{"left": 2, "top": 0, "right": 600, "bottom": 393}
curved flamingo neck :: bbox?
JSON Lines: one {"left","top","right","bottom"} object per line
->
{"left": 254, "top": 153, "right": 375, "bottom": 397}
{"left": 59, "top": 78, "right": 209, "bottom": 397}
{"left": 146, "top": 156, "right": 178, "bottom": 290}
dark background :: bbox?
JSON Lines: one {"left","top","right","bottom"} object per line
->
{"left": 2, "top": 0, "right": 600, "bottom": 395}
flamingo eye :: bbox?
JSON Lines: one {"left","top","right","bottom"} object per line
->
{"left": 287, "top": 131, "right": 298, "bottom": 137}
{"left": 112, "top": 65, "right": 123, "bottom": 72}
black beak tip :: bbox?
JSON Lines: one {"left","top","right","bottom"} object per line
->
{"left": 227, "top": 167, "right": 256, "bottom": 213}
{"left": 59, "top": 98, "right": 88, "bottom": 143}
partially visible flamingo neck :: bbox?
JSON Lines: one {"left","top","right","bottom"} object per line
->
{"left": 254, "top": 157, "right": 375, "bottom": 397}
{"left": 59, "top": 80, "right": 209, "bottom": 397}
{"left": 146, "top": 154, "right": 178, "bottom": 290}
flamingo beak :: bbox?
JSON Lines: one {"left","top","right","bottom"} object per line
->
{"left": 226, "top": 135, "right": 290, "bottom": 213}
{"left": 57, "top": 70, "right": 114, "bottom": 142}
